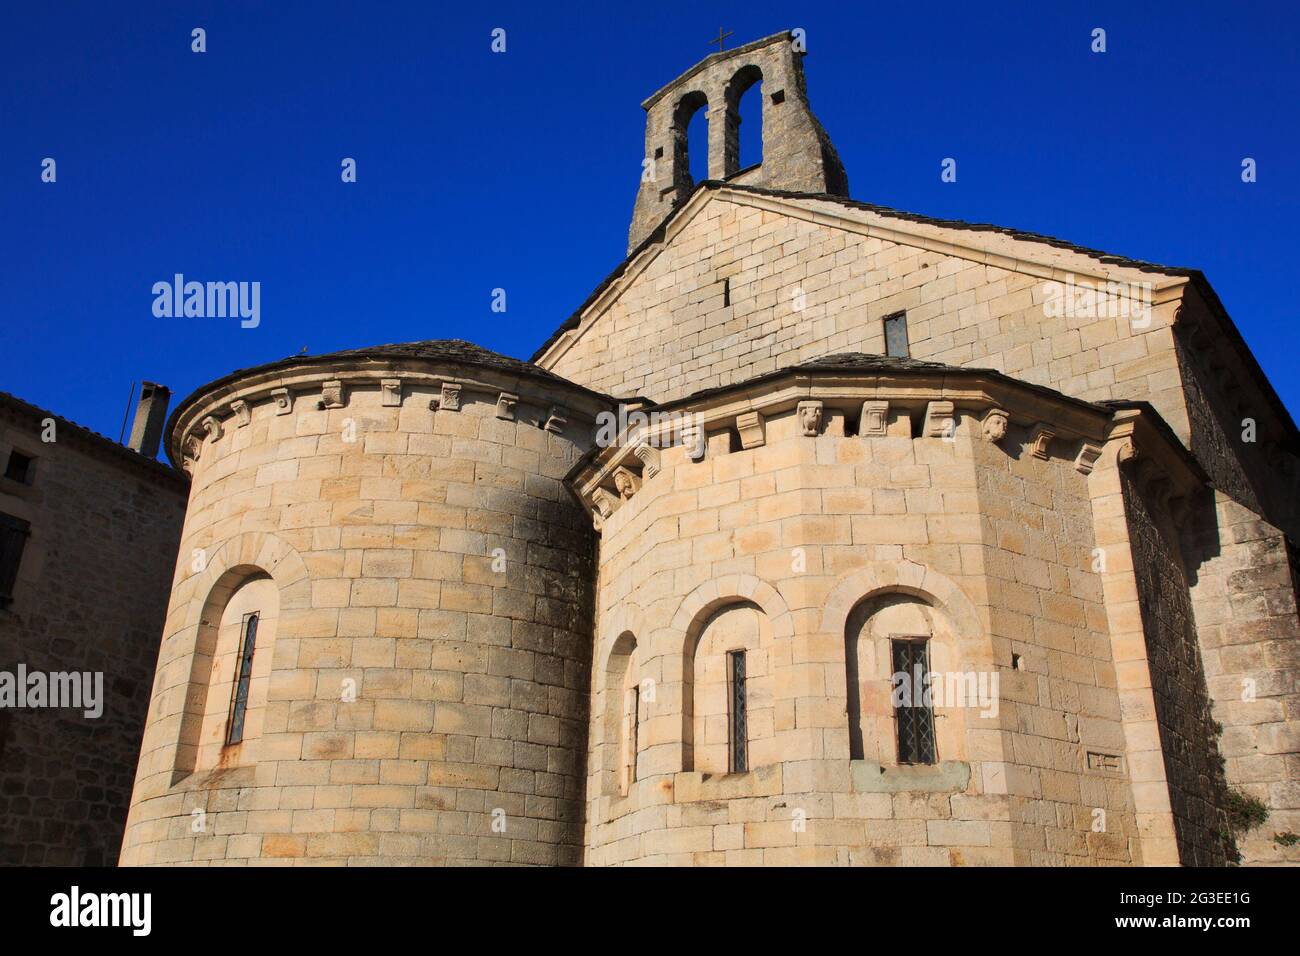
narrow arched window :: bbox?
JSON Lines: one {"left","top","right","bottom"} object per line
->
{"left": 686, "top": 602, "right": 767, "bottom": 773}
{"left": 190, "top": 573, "right": 279, "bottom": 771}
{"left": 891, "top": 637, "right": 936, "bottom": 765}
{"left": 226, "top": 612, "right": 259, "bottom": 745}
{"left": 603, "top": 632, "right": 638, "bottom": 795}
{"left": 847, "top": 593, "right": 954, "bottom": 765}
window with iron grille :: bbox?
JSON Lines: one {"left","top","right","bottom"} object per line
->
{"left": 226, "top": 612, "right": 260, "bottom": 745}
{"left": 0, "top": 512, "right": 31, "bottom": 607}
{"left": 728, "top": 650, "right": 748, "bottom": 773}
{"left": 892, "top": 638, "right": 936, "bottom": 764}
{"left": 883, "top": 312, "right": 910, "bottom": 358}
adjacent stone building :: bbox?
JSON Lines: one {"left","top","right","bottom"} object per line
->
{"left": 120, "top": 32, "right": 1299, "bottom": 866}
{"left": 0, "top": 387, "right": 188, "bottom": 865}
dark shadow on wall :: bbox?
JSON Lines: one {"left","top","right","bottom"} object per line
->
{"left": 1120, "top": 461, "right": 1235, "bottom": 864}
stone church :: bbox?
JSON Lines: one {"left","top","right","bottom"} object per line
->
{"left": 119, "top": 32, "right": 1299, "bottom": 866}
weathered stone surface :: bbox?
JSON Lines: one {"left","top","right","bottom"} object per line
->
{"left": 0, "top": 394, "right": 188, "bottom": 865}
{"left": 99, "top": 38, "right": 1300, "bottom": 870}
{"left": 851, "top": 760, "right": 971, "bottom": 794}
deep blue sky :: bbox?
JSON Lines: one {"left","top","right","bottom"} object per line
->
{"left": 3, "top": 1, "right": 1298, "bottom": 450}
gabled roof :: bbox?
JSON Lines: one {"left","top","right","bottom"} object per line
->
{"left": 530, "top": 180, "right": 1195, "bottom": 364}
{"left": 0, "top": 390, "right": 187, "bottom": 485}
{"left": 724, "top": 184, "right": 1197, "bottom": 274}
{"left": 529, "top": 181, "right": 1298, "bottom": 450}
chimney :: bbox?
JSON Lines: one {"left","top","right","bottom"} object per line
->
{"left": 127, "top": 382, "right": 171, "bottom": 458}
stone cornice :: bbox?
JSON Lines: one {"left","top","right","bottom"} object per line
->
{"left": 1099, "top": 406, "right": 1208, "bottom": 523}
{"left": 568, "top": 365, "right": 1213, "bottom": 531}
{"left": 568, "top": 366, "right": 1134, "bottom": 529}
{"left": 169, "top": 358, "right": 613, "bottom": 471}
{"left": 1172, "top": 295, "right": 1300, "bottom": 455}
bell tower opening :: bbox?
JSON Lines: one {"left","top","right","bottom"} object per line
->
{"left": 628, "top": 30, "right": 849, "bottom": 253}
{"left": 725, "top": 64, "right": 763, "bottom": 177}
{"left": 676, "top": 91, "right": 709, "bottom": 187}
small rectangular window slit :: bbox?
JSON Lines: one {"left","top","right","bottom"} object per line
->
{"left": 728, "top": 650, "right": 747, "bottom": 773}
{"left": 226, "top": 612, "right": 260, "bottom": 745}
{"left": 0, "top": 512, "right": 32, "bottom": 607}
{"left": 884, "top": 312, "right": 910, "bottom": 359}
{"left": 4, "top": 451, "right": 34, "bottom": 485}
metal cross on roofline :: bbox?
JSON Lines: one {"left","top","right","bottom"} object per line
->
{"left": 710, "top": 27, "right": 733, "bottom": 53}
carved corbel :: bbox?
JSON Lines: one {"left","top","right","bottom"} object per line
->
{"left": 495, "top": 392, "right": 519, "bottom": 420}
{"left": 380, "top": 378, "right": 402, "bottom": 407}
{"left": 201, "top": 415, "right": 223, "bottom": 442}
{"left": 924, "top": 401, "right": 956, "bottom": 439}
{"left": 981, "top": 408, "right": 1009, "bottom": 444}
{"left": 1074, "top": 441, "right": 1103, "bottom": 475}
{"left": 433, "top": 382, "right": 461, "bottom": 412}
{"left": 681, "top": 420, "right": 706, "bottom": 462}
{"left": 1088, "top": 435, "right": 1137, "bottom": 478}
{"left": 797, "top": 401, "right": 823, "bottom": 437}
{"left": 860, "top": 400, "right": 889, "bottom": 437}
{"left": 592, "top": 487, "right": 619, "bottom": 520}
{"left": 736, "top": 411, "right": 766, "bottom": 449}
{"left": 544, "top": 406, "right": 568, "bottom": 433}
{"left": 182, "top": 433, "right": 202, "bottom": 467}
{"left": 1115, "top": 437, "right": 1138, "bottom": 465}
{"left": 613, "top": 466, "right": 640, "bottom": 500}
{"left": 633, "top": 441, "right": 661, "bottom": 479}
{"left": 229, "top": 399, "right": 251, "bottom": 428}
{"left": 271, "top": 388, "right": 292, "bottom": 415}
{"left": 1028, "top": 424, "right": 1056, "bottom": 460}
{"left": 317, "top": 380, "right": 345, "bottom": 410}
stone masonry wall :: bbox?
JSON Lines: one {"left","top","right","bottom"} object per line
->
{"left": 120, "top": 367, "right": 601, "bottom": 865}
{"left": 551, "top": 190, "right": 1300, "bottom": 867}
{"left": 0, "top": 410, "right": 187, "bottom": 865}
{"left": 583, "top": 396, "right": 1140, "bottom": 865}
{"left": 549, "top": 193, "right": 1188, "bottom": 439}
{"left": 971, "top": 425, "right": 1137, "bottom": 864}
{"left": 1171, "top": 331, "right": 1261, "bottom": 517}
{"left": 1119, "top": 465, "right": 1229, "bottom": 865}
{"left": 1173, "top": 291, "right": 1300, "bottom": 539}
{"left": 1187, "top": 492, "right": 1300, "bottom": 864}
